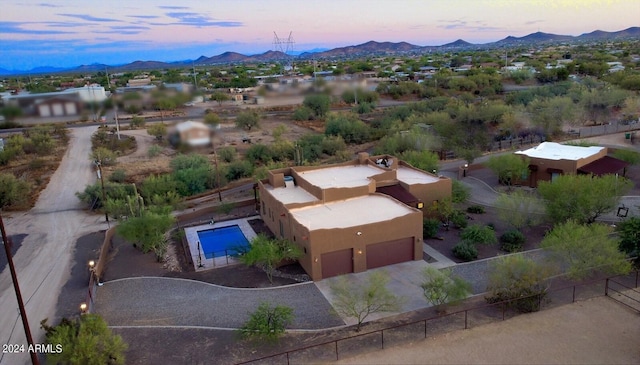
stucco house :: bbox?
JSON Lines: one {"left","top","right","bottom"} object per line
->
{"left": 515, "top": 142, "right": 628, "bottom": 187}
{"left": 175, "top": 121, "right": 212, "bottom": 147}
{"left": 258, "top": 152, "right": 452, "bottom": 280}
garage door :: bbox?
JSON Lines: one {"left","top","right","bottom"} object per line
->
{"left": 366, "top": 237, "right": 414, "bottom": 270}
{"left": 321, "top": 248, "right": 353, "bottom": 279}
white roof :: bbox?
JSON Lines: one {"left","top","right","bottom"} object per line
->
{"left": 176, "top": 120, "right": 210, "bottom": 132}
{"left": 266, "top": 185, "right": 318, "bottom": 205}
{"left": 515, "top": 142, "right": 603, "bottom": 161}
{"left": 397, "top": 166, "right": 440, "bottom": 184}
{"left": 290, "top": 195, "right": 416, "bottom": 230}
{"left": 297, "top": 164, "right": 385, "bottom": 189}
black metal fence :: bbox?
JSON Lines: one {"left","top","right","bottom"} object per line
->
{"left": 237, "top": 270, "right": 639, "bottom": 365}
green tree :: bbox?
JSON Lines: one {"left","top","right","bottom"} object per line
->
{"left": 324, "top": 113, "right": 370, "bottom": 144}
{"left": 541, "top": 220, "right": 631, "bottom": 280}
{"left": 41, "top": 314, "right": 127, "bottom": 365}
{"left": 303, "top": 94, "right": 331, "bottom": 118}
{"left": 399, "top": 150, "right": 439, "bottom": 173}
{"left": 486, "top": 254, "right": 552, "bottom": 313}
{"left": 495, "top": 190, "right": 545, "bottom": 230}
{"left": 210, "top": 92, "right": 230, "bottom": 105}
{"left": 238, "top": 234, "right": 302, "bottom": 283}
{"left": 239, "top": 302, "right": 294, "bottom": 342}
{"left": 538, "top": 174, "right": 632, "bottom": 224}
{"left": 451, "top": 180, "right": 470, "bottom": 204}
{"left": 612, "top": 149, "right": 640, "bottom": 165}
{"left": 203, "top": 112, "right": 221, "bottom": 126}
{"left": 420, "top": 267, "right": 471, "bottom": 312}
{"left": 246, "top": 144, "right": 273, "bottom": 165}
{"left": 117, "top": 212, "right": 175, "bottom": 260}
{"left": 147, "top": 123, "right": 167, "bottom": 141}
{"left": 617, "top": 217, "right": 640, "bottom": 259}
{"left": 170, "top": 154, "right": 213, "bottom": 196}
{"left": 129, "top": 116, "right": 145, "bottom": 129}
{"left": 1, "top": 105, "right": 23, "bottom": 121}
{"left": 235, "top": 110, "right": 260, "bottom": 130}
{"left": 0, "top": 173, "right": 30, "bottom": 209}
{"left": 486, "top": 154, "right": 530, "bottom": 186}
{"left": 330, "top": 270, "right": 403, "bottom": 332}
{"left": 91, "top": 147, "right": 118, "bottom": 166}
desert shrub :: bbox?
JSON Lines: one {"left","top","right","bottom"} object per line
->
{"left": 353, "top": 102, "right": 375, "bottom": 114}
{"left": 466, "top": 205, "right": 485, "bottom": 214}
{"left": 28, "top": 158, "right": 45, "bottom": 169}
{"left": 225, "top": 160, "right": 254, "bottom": 181}
{"left": 320, "top": 135, "right": 347, "bottom": 156}
{"left": 451, "top": 180, "right": 471, "bottom": 204}
{"left": 500, "top": 229, "right": 526, "bottom": 253}
{"left": 235, "top": 110, "right": 260, "bottom": 130}
{"left": 303, "top": 94, "right": 331, "bottom": 118}
{"left": 0, "top": 173, "right": 31, "bottom": 209}
{"left": 452, "top": 240, "right": 478, "bottom": 261}
{"left": 460, "top": 224, "right": 497, "bottom": 245}
{"left": 147, "top": 145, "right": 162, "bottom": 158}
{"left": 423, "top": 218, "right": 441, "bottom": 238}
{"left": 292, "top": 106, "right": 313, "bottom": 121}
{"left": 129, "top": 116, "right": 146, "bottom": 129}
{"left": 109, "top": 169, "right": 127, "bottom": 183}
{"left": 325, "top": 113, "right": 370, "bottom": 144}
{"left": 450, "top": 210, "right": 468, "bottom": 229}
{"left": 218, "top": 146, "right": 236, "bottom": 163}
{"left": 246, "top": 144, "right": 273, "bottom": 165}
{"left": 486, "top": 255, "right": 551, "bottom": 312}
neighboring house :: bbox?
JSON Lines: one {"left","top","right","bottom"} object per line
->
{"left": 175, "top": 121, "right": 211, "bottom": 147}
{"left": 515, "top": 142, "right": 628, "bottom": 187}
{"left": 258, "top": 152, "right": 452, "bottom": 280}
{"left": 34, "top": 95, "right": 83, "bottom": 117}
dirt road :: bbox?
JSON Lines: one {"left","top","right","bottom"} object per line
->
{"left": 0, "top": 127, "right": 107, "bottom": 365}
{"left": 336, "top": 296, "right": 640, "bottom": 365}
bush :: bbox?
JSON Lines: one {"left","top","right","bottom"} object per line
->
{"left": 109, "top": 169, "right": 127, "bottom": 183}
{"left": 451, "top": 180, "right": 471, "bottom": 204}
{"left": 235, "top": 110, "right": 260, "bottom": 130}
{"left": 147, "top": 145, "right": 162, "bottom": 158}
{"left": 450, "top": 210, "right": 468, "bottom": 229}
{"left": 320, "top": 136, "right": 347, "bottom": 156}
{"left": 225, "top": 160, "right": 253, "bottom": 181}
{"left": 129, "top": 116, "right": 146, "bottom": 129}
{"left": 246, "top": 144, "right": 273, "bottom": 165}
{"left": 303, "top": 94, "right": 331, "bottom": 118}
{"left": 486, "top": 255, "right": 551, "bottom": 312}
{"left": 500, "top": 229, "right": 526, "bottom": 253}
{"left": 452, "top": 240, "right": 478, "bottom": 261}
{"left": 218, "top": 146, "right": 236, "bottom": 163}
{"left": 423, "top": 218, "right": 441, "bottom": 238}
{"left": 460, "top": 224, "right": 497, "bottom": 245}
{"left": 0, "top": 173, "right": 31, "bottom": 209}
{"left": 324, "top": 113, "right": 370, "bottom": 144}
{"left": 91, "top": 146, "right": 118, "bottom": 166}
{"left": 466, "top": 205, "right": 485, "bottom": 214}
{"left": 293, "top": 106, "right": 313, "bottom": 121}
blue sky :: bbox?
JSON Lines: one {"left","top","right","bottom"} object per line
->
{"left": 1, "top": 0, "right": 638, "bottom": 71}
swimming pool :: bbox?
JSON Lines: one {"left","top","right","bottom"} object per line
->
{"left": 197, "top": 225, "right": 250, "bottom": 259}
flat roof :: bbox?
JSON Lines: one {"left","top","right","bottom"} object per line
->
{"left": 396, "top": 165, "right": 440, "bottom": 184}
{"left": 265, "top": 185, "right": 318, "bottom": 205}
{"left": 515, "top": 142, "right": 604, "bottom": 161}
{"left": 290, "top": 195, "right": 416, "bottom": 230}
{"left": 297, "top": 164, "right": 385, "bottom": 189}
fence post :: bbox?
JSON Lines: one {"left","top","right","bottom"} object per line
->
{"left": 286, "top": 352, "right": 290, "bottom": 365}
{"left": 502, "top": 302, "right": 505, "bottom": 321}
{"left": 464, "top": 310, "right": 468, "bottom": 329}
{"left": 605, "top": 278, "right": 609, "bottom": 296}
{"left": 335, "top": 341, "right": 338, "bottom": 361}
{"left": 572, "top": 285, "right": 576, "bottom": 303}
{"left": 381, "top": 330, "right": 384, "bottom": 349}
{"left": 424, "top": 319, "right": 427, "bottom": 338}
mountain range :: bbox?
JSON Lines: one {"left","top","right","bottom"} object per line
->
{"left": 1, "top": 27, "right": 638, "bottom": 76}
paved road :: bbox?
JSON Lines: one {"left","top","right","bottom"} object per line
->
{"left": 0, "top": 127, "right": 107, "bottom": 365}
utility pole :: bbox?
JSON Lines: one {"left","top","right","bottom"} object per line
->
{"left": 0, "top": 213, "right": 40, "bottom": 365}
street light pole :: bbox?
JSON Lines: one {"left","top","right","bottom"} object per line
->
{"left": 95, "top": 161, "right": 110, "bottom": 227}
{"left": 0, "top": 213, "right": 40, "bottom": 365}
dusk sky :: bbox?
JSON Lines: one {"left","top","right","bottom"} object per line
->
{"left": 1, "top": 0, "right": 638, "bottom": 71}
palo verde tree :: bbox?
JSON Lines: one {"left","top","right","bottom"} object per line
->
{"left": 486, "top": 154, "right": 530, "bottom": 187}
{"left": 303, "top": 93, "right": 331, "bottom": 118}
{"left": 617, "top": 217, "right": 640, "bottom": 260}
{"left": 41, "top": 314, "right": 128, "bottom": 365}
{"left": 234, "top": 110, "right": 260, "bottom": 130}
{"left": 420, "top": 267, "right": 471, "bottom": 313}
{"left": 486, "top": 254, "right": 552, "bottom": 313}
{"left": 238, "top": 234, "right": 302, "bottom": 283}
{"left": 330, "top": 270, "right": 403, "bottom": 332}
{"left": 541, "top": 220, "right": 631, "bottom": 280}
{"left": 538, "top": 174, "right": 632, "bottom": 224}
{"left": 495, "top": 190, "right": 545, "bottom": 230}
{"left": 239, "top": 302, "right": 294, "bottom": 342}
{"left": 116, "top": 210, "right": 175, "bottom": 261}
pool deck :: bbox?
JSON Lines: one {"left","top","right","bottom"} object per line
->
{"left": 184, "top": 216, "right": 259, "bottom": 272}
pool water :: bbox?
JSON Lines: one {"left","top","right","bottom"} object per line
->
{"left": 197, "top": 225, "right": 250, "bottom": 259}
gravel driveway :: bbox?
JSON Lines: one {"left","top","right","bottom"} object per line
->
{"left": 95, "top": 277, "right": 344, "bottom": 329}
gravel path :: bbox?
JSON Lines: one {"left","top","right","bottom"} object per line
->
{"left": 95, "top": 277, "right": 344, "bottom": 329}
